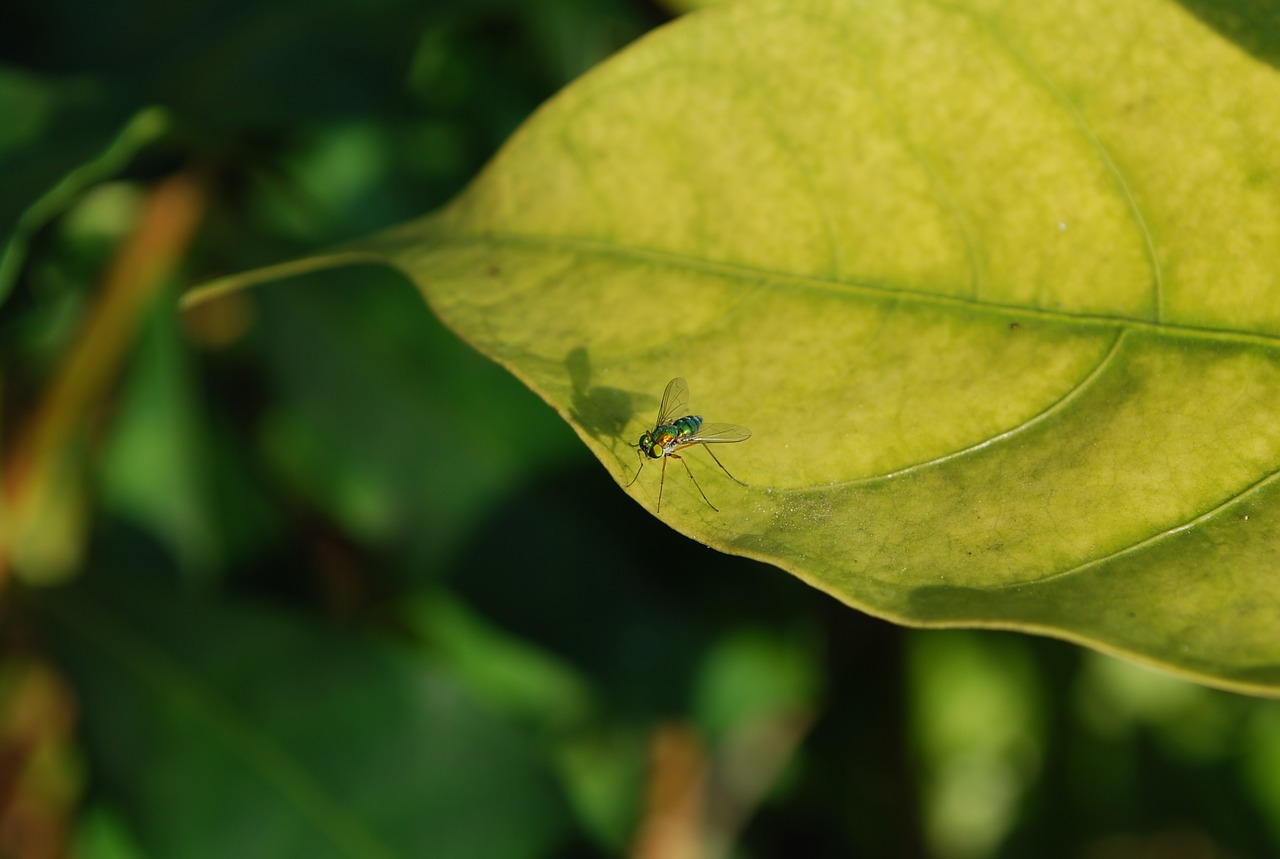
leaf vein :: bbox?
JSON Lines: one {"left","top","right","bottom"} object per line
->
{"left": 437, "top": 231, "right": 1280, "bottom": 349}
{"left": 1011, "top": 468, "right": 1280, "bottom": 589}
{"left": 841, "top": 327, "right": 1127, "bottom": 484}
{"left": 932, "top": 0, "right": 1166, "bottom": 320}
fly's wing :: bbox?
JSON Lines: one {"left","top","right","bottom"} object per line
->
{"left": 685, "top": 423, "right": 751, "bottom": 444}
{"left": 655, "top": 377, "right": 690, "bottom": 426}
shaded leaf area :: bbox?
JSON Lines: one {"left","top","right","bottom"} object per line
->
{"left": 191, "top": 0, "right": 1280, "bottom": 692}
{"left": 39, "top": 569, "right": 569, "bottom": 859}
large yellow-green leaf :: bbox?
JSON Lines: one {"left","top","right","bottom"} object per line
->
{"left": 188, "top": 0, "right": 1280, "bottom": 694}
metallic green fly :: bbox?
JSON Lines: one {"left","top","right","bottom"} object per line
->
{"left": 625, "top": 377, "right": 751, "bottom": 512}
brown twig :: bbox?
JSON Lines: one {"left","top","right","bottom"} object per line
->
{"left": 1, "top": 171, "right": 207, "bottom": 586}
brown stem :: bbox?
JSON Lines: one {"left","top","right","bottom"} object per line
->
{"left": 1, "top": 171, "right": 207, "bottom": 586}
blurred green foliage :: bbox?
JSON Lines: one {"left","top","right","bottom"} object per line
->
{"left": 2, "top": 0, "right": 1280, "bottom": 857}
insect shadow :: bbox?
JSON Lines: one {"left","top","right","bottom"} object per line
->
{"left": 565, "top": 347, "right": 638, "bottom": 442}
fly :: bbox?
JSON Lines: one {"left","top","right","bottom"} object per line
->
{"left": 625, "top": 377, "right": 751, "bottom": 512}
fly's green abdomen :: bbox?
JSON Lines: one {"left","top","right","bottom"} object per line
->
{"left": 672, "top": 415, "right": 702, "bottom": 438}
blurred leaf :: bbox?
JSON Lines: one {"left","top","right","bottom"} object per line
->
{"left": 692, "top": 631, "right": 818, "bottom": 857}
{"left": 186, "top": 0, "right": 1280, "bottom": 696}
{"left": 555, "top": 728, "right": 648, "bottom": 852}
{"left": 1074, "top": 651, "right": 1244, "bottom": 762}
{"left": 4, "top": 174, "right": 204, "bottom": 584}
{"left": 72, "top": 806, "right": 151, "bottom": 859}
{"left": 439, "top": 466, "right": 725, "bottom": 715}
{"left": 250, "top": 269, "right": 579, "bottom": 573}
{"left": 411, "top": 464, "right": 816, "bottom": 852}
{"left": 0, "top": 65, "right": 167, "bottom": 306}
{"left": 41, "top": 575, "right": 569, "bottom": 859}
{"left": 99, "top": 297, "right": 219, "bottom": 580}
{"left": 693, "top": 630, "right": 818, "bottom": 742}
{"left": 0, "top": 657, "right": 83, "bottom": 859}
{"left": 405, "top": 590, "right": 595, "bottom": 732}
{"left": 909, "top": 632, "right": 1041, "bottom": 859}
{"left": 1244, "top": 707, "right": 1280, "bottom": 846}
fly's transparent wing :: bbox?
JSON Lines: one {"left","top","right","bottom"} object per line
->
{"left": 655, "top": 377, "right": 690, "bottom": 426}
{"left": 684, "top": 423, "right": 751, "bottom": 444}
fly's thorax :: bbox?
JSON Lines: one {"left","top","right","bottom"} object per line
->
{"left": 642, "top": 416, "right": 702, "bottom": 457}
{"left": 649, "top": 426, "right": 678, "bottom": 456}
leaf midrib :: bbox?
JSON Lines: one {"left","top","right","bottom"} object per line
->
{"left": 422, "top": 229, "right": 1280, "bottom": 349}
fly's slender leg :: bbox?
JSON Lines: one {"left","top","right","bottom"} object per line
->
{"left": 626, "top": 448, "right": 645, "bottom": 487}
{"left": 670, "top": 452, "right": 718, "bottom": 512}
{"left": 703, "top": 447, "right": 747, "bottom": 486}
{"left": 658, "top": 455, "right": 668, "bottom": 512}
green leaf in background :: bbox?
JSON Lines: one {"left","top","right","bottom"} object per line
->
{"left": 99, "top": 297, "right": 221, "bottom": 581}
{"left": 41, "top": 575, "right": 569, "bottom": 859}
{"left": 0, "top": 67, "right": 166, "bottom": 306}
{"left": 254, "top": 269, "right": 582, "bottom": 569}
{"left": 186, "top": 0, "right": 1280, "bottom": 694}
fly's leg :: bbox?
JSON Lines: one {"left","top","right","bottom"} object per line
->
{"left": 670, "top": 452, "right": 718, "bottom": 512}
{"left": 703, "top": 447, "right": 746, "bottom": 486}
{"left": 625, "top": 447, "right": 645, "bottom": 488}
{"left": 658, "top": 454, "right": 668, "bottom": 512}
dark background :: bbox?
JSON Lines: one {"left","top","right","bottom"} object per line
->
{"left": 2, "top": 0, "right": 1279, "bottom": 856}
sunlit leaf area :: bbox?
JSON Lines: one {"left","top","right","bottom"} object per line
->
{"left": 5, "top": 0, "right": 1280, "bottom": 857}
